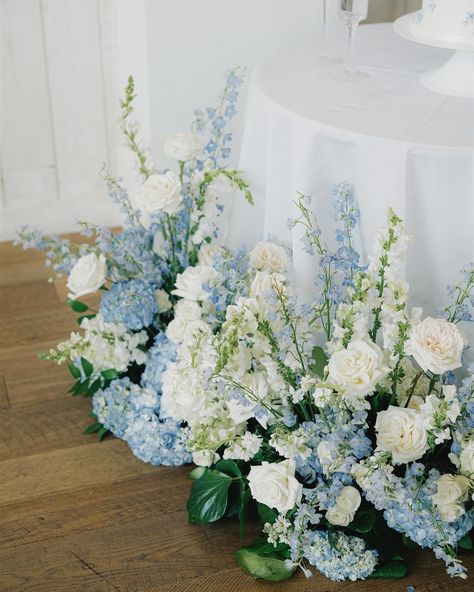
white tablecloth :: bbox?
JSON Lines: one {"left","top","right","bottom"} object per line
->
{"left": 237, "top": 23, "right": 474, "bottom": 344}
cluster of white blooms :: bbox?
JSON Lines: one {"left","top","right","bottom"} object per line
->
{"left": 326, "top": 486, "right": 361, "bottom": 526}
{"left": 46, "top": 313, "right": 147, "bottom": 378}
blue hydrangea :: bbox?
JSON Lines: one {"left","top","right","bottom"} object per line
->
{"left": 93, "top": 377, "right": 191, "bottom": 467}
{"left": 100, "top": 279, "right": 157, "bottom": 330}
{"left": 141, "top": 333, "right": 177, "bottom": 394}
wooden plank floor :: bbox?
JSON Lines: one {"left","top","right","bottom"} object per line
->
{"left": 0, "top": 238, "right": 472, "bottom": 592}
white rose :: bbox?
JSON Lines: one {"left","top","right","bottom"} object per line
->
{"left": 460, "top": 441, "right": 474, "bottom": 476}
{"left": 135, "top": 172, "right": 182, "bottom": 215}
{"left": 375, "top": 406, "right": 429, "bottom": 464}
{"left": 325, "top": 507, "right": 353, "bottom": 527}
{"left": 336, "top": 486, "right": 361, "bottom": 513}
{"left": 192, "top": 449, "right": 219, "bottom": 467}
{"left": 438, "top": 503, "right": 465, "bottom": 523}
{"left": 67, "top": 253, "right": 107, "bottom": 298}
{"left": 174, "top": 299, "right": 202, "bottom": 321}
{"left": 156, "top": 289, "right": 172, "bottom": 313}
{"left": 172, "top": 265, "right": 217, "bottom": 301}
{"left": 247, "top": 459, "right": 302, "bottom": 513}
{"left": 407, "top": 317, "right": 465, "bottom": 375}
{"left": 432, "top": 474, "right": 470, "bottom": 511}
{"left": 164, "top": 132, "right": 204, "bottom": 162}
{"left": 166, "top": 317, "right": 187, "bottom": 344}
{"left": 328, "top": 340, "right": 387, "bottom": 398}
{"left": 249, "top": 241, "right": 290, "bottom": 272}
{"left": 182, "top": 319, "right": 211, "bottom": 345}
{"left": 250, "top": 271, "right": 287, "bottom": 299}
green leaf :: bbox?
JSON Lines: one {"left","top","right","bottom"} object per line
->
{"left": 351, "top": 508, "right": 377, "bottom": 533}
{"left": 310, "top": 346, "right": 328, "bottom": 378}
{"left": 459, "top": 535, "right": 472, "bottom": 550}
{"left": 368, "top": 560, "right": 408, "bottom": 580}
{"left": 189, "top": 467, "right": 206, "bottom": 480}
{"left": 98, "top": 427, "right": 108, "bottom": 441}
{"left": 235, "top": 548, "right": 296, "bottom": 582}
{"left": 83, "top": 422, "right": 102, "bottom": 434}
{"left": 402, "top": 534, "right": 417, "bottom": 550}
{"left": 238, "top": 483, "right": 251, "bottom": 538}
{"left": 80, "top": 357, "right": 93, "bottom": 377}
{"left": 257, "top": 503, "right": 278, "bottom": 526}
{"left": 101, "top": 369, "right": 119, "bottom": 381}
{"left": 77, "top": 314, "right": 96, "bottom": 325}
{"left": 215, "top": 458, "right": 242, "bottom": 478}
{"left": 187, "top": 469, "right": 233, "bottom": 523}
{"left": 68, "top": 299, "right": 89, "bottom": 313}
{"left": 67, "top": 363, "right": 81, "bottom": 379}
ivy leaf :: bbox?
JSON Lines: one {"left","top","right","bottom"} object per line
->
{"left": 187, "top": 469, "right": 233, "bottom": 524}
{"left": 67, "top": 363, "right": 81, "bottom": 379}
{"left": 83, "top": 422, "right": 102, "bottom": 435}
{"left": 77, "top": 314, "right": 96, "bottom": 326}
{"left": 235, "top": 548, "right": 295, "bottom": 582}
{"left": 351, "top": 508, "right": 377, "bottom": 533}
{"left": 215, "top": 458, "right": 242, "bottom": 478}
{"left": 310, "top": 346, "right": 328, "bottom": 378}
{"left": 459, "top": 535, "right": 473, "bottom": 550}
{"left": 101, "top": 369, "right": 119, "bottom": 381}
{"left": 368, "top": 560, "right": 408, "bottom": 579}
{"left": 68, "top": 299, "right": 89, "bottom": 313}
{"left": 189, "top": 467, "right": 206, "bottom": 480}
{"left": 257, "top": 503, "right": 278, "bottom": 526}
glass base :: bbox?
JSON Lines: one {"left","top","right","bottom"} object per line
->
{"left": 332, "top": 67, "right": 369, "bottom": 81}
{"left": 308, "top": 54, "right": 342, "bottom": 67}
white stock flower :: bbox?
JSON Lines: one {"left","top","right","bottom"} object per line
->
{"left": 407, "top": 317, "right": 465, "bottom": 375}
{"left": 163, "top": 132, "right": 204, "bottom": 162}
{"left": 249, "top": 241, "right": 290, "bottom": 273}
{"left": 192, "top": 449, "right": 219, "bottom": 467}
{"left": 174, "top": 299, "right": 202, "bottom": 321}
{"left": 198, "top": 242, "right": 222, "bottom": 266}
{"left": 327, "top": 340, "right": 387, "bottom": 399}
{"left": 182, "top": 319, "right": 212, "bottom": 345}
{"left": 67, "top": 253, "right": 107, "bottom": 298}
{"left": 172, "top": 265, "right": 217, "bottom": 301}
{"left": 375, "top": 406, "right": 429, "bottom": 464}
{"left": 250, "top": 271, "right": 287, "bottom": 299}
{"left": 460, "top": 441, "right": 474, "bottom": 477}
{"left": 155, "top": 289, "right": 172, "bottom": 313}
{"left": 247, "top": 459, "right": 302, "bottom": 513}
{"left": 135, "top": 172, "right": 183, "bottom": 215}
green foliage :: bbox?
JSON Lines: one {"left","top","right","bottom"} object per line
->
{"left": 187, "top": 469, "right": 233, "bottom": 523}
{"left": 257, "top": 503, "right": 279, "bottom": 526}
{"left": 351, "top": 508, "right": 377, "bottom": 534}
{"left": 310, "top": 346, "right": 328, "bottom": 378}
{"left": 189, "top": 467, "right": 206, "bottom": 480}
{"left": 235, "top": 539, "right": 295, "bottom": 582}
{"left": 368, "top": 559, "right": 408, "bottom": 579}
{"left": 68, "top": 299, "right": 89, "bottom": 313}
{"left": 459, "top": 534, "right": 472, "bottom": 550}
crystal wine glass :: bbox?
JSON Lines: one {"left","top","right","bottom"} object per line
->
{"left": 308, "top": 0, "right": 341, "bottom": 66}
{"left": 333, "top": 0, "right": 369, "bottom": 80}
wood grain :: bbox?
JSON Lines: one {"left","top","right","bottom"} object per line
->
{"left": 0, "top": 239, "right": 472, "bottom": 592}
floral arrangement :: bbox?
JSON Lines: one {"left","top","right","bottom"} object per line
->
{"left": 162, "top": 184, "right": 474, "bottom": 581}
{"left": 15, "top": 67, "right": 252, "bottom": 466}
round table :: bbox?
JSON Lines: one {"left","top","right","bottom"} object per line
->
{"left": 237, "top": 22, "right": 474, "bottom": 348}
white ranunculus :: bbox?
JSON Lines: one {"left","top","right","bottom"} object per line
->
{"left": 155, "top": 289, "right": 172, "bottom": 313}
{"left": 247, "top": 459, "right": 302, "bottom": 514}
{"left": 174, "top": 299, "right": 202, "bottom": 321}
{"left": 407, "top": 317, "right": 465, "bottom": 375}
{"left": 249, "top": 241, "right": 290, "bottom": 272}
{"left": 325, "top": 507, "right": 353, "bottom": 527}
{"left": 460, "top": 441, "right": 474, "bottom": 476}
{"left": 67, "top": 253, "right": 107, "bottom": 298}
{"left": 336, "top": 486, "right": 362, "bottom": 514}
{"left": 166, "top": 317, "right": 187, "bottom": 344}
{"left": 375, "top": 406, "right": 429, "bottom": 464}
{"left": 135, "top": 172, "right": 183, "bottom": 215}
{"left": 172, "top": 265, "right": 217, "bottom": 301}
{"left": 327, "top": 340, "right": 387, "bottom": 399}
{"left": 432, "top": 474, "right": 470, "bottom": 512}
{"left": 163, "top": 132, "right": 204, "bottom": 162}
{"left": 192, "top": 449, "right": 219, "bottom": 467}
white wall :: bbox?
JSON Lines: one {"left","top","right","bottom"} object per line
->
{"left": 1, "top": 0, "right": 417, "bottom": 240}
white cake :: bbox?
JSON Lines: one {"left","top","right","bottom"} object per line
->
{"left": 416, "top": 0, "right": 474, "bottom": 38}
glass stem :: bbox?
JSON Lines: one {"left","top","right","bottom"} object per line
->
{"left": 321, "top": 0, "right": 329, "bottom": 57}
{"left": 346, "top": 16, "right": 360, "bottom": 75}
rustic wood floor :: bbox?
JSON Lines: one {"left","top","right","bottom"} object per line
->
{"left": 0, "top": 239, "right": 472, "bottom": 592}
